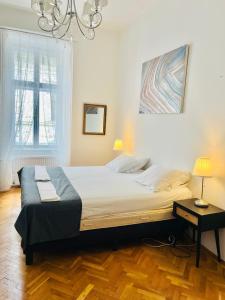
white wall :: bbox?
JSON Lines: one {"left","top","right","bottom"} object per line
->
{"left": 117, "top": 0, "right": 225, "bottom": 259}
{"left": 0, "top": 5, "right": 37, "bottom": 30}
{"left": 72, "top": 30, "right": 119, "bottom": 166}
{"left": 0, "top": 4, "right": 119, "bottom": 166}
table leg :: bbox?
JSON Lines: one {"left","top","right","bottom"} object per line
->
{"left": 196, "top": 230, "right": 201, "bottom": 268}
{"left": 215, "top": 229, "right": 221, "bottom": 262}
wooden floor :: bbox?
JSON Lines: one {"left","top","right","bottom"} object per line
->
{"left": 1, "top": 189, "right": 225, "bottom": 300}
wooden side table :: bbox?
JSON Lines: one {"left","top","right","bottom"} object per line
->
{"left": 173, "top": 199, "right": 225, "bottom": 267}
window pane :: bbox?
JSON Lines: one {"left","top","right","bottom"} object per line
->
{"left": 40, "top": 55, "right": 57, "bottom": 84}
{"left": 15, "top": 89, "right": 34, "bottom": 145}
{"left": 39, "top": 91, "right": 56, "bottom": 145}
{"left": 14, "top": 50, "right": 34, "bottom": 82}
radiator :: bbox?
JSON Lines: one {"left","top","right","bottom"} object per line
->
{"left": 12, "top": 157, "right": 57, "bottom": 185}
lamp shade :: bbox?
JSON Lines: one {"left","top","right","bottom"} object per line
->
{"left": 192, "top": 157, "right": 213, "bottom": 177}
{"left": 31, "top": 0, "right": 54, "bottom": 15}
{"left": 113, "top": 139, "right": 123, "bottom": 151}
{"left": 88, "top": 0, "right": 108, "bottom": 12}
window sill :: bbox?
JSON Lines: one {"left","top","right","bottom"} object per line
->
{"left": 13, "top": 148, "right": 57, "bottom": 158}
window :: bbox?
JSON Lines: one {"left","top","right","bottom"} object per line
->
{"left": 14, "top": 49, "right": 57, "bottom": 148}
{"left": 0, "top": 28, "right": 72, "bottom": 191}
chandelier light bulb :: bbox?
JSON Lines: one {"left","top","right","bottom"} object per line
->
{"left": 87, "top": 0, "right": 108, "bottom": 12}
{"left": 32, "top": 0, "right": 54, "bottom": 15}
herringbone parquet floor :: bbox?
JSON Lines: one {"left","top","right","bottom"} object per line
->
{"left": 1, "top": 188, "right": 225, "bottom": 300}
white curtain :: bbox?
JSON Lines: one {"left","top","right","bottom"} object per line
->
{"left": 0, "top": 29, "right": 73, "bottom": 191}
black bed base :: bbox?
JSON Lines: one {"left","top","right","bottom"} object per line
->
{"left": 24, "top": 218, "right": 187, "bottom": 265}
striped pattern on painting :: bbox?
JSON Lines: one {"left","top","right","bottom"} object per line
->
{"left": 139, "top": 45, "right": 189, "bottom": 114}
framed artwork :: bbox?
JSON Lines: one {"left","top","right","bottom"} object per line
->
{"left": 83, "top": 103, "right": 107, "bottom": 135}
{"left": 139, "top": 45, "right": 189, "bottom": 114}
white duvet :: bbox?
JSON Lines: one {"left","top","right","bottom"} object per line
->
{"left": 63, "top": 166, "right": 192, "bottom": 220}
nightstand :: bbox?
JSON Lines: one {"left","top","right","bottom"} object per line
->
{"left": 173, "top": 199, "right": 225, "bottom": 267}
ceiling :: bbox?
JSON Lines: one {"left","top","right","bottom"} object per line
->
{"left": 0, "top": 0, "right": 153, "bottom": 30}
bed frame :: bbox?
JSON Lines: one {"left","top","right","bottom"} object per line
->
{"left": 24, "top": 218, "right": 187, "bottom": 265}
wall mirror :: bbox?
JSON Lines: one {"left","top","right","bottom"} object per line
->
{"left": 83, "top": 104, "right": 107, "bottom": 135}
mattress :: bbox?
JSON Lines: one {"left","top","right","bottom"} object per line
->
{"left": 80, "top": 207, "right": 174, "bottom": 231}
{"left": 63, "top": 166, "right": 192, "bottom": 230}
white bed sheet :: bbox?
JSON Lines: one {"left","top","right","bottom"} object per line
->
{"left": 63, "top": 166, "right": 192, "bottom": 220}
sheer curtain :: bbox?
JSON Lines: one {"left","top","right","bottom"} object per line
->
{"left": 0, "top": 29, "right": 73, "bottom": 191}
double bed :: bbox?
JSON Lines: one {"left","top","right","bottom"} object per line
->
{"left": 65, "top": 166, "right": 192, "bottom": 229}
{"left": 15, "top": 166, "right": 192, "bottom": 265}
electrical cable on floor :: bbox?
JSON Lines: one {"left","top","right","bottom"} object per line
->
{"left": 142, "top": 233, "right": 196, "bottom": 258}
{"left": 142, "top": 235, "right": 175, "bottom": 248}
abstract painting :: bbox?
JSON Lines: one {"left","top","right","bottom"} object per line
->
{"left": 139, "top": 45, "right": 189, "bottom": 114}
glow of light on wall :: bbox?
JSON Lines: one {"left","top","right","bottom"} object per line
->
{"left": 122, "top": 120, "right": 135, "bottom": 155}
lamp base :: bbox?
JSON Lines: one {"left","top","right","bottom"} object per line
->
{"left": 194, "top": 199, "right": 209, "bottom": 208}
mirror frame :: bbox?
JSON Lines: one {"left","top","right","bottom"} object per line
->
{"left": 83, "top": 103, "right": 107, "bottom": 135}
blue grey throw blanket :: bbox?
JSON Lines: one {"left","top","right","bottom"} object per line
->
{"left": 15, "top": 166, "right": 82, "bottom": 250}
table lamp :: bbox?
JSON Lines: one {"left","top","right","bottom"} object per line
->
{"left": 192, "top": 157, "right": 213, "bottom": 208}
{"left": 113, "top": 139, "right": 123, "bottom": 152}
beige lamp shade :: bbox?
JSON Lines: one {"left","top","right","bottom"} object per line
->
{"left": 113, "top": 139, "right": 123, "bottom": 151}
{"left": 192, "top": 157, "right": 213, "bottom": 177}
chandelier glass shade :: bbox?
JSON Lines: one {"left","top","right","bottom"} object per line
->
{"left": 31, "top": 0, "right": 108, "bottom": 39}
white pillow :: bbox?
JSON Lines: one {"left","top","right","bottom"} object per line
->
{"left": 106, "top": 155, "right": 150, "bottom": 173}
{"left": 135, "top": 164, "right": 191, "bottom": 192}
{"left": 127, "top": 157, "right": 150, "bottom": 173}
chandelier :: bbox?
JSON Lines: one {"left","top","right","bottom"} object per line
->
{"left": 31, "top": 0, "right": 108, "bottom": 39}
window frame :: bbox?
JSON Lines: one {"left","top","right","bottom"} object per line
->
{"left": 13, "top": 49, "right": 57, "bottom": 150}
